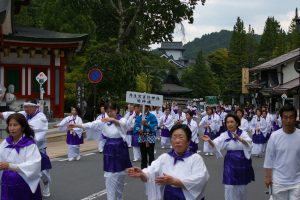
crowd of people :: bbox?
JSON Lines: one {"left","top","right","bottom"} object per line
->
{"left": 0, "top": 98, "right": 300, "bottom": 200}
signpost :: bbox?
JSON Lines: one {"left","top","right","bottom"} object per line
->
{"left": 35, "top": 72, "right": 47, "bottom": 112}
{"left": 126, "top": 91, "right": 163, "bottom": 125}
{"left": 88, "top": 68, "right": 103, "bottom": 119}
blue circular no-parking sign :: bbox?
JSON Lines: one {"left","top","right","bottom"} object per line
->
{"left": 88, "top": 68, "right": 103, "bottom": 83}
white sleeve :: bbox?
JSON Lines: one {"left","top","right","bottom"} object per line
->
{"left": 165, "top": 116, "right": 174, "bottom": 131}
{"left": 82, "top": 120, "right": 104, "bottom": 140}
{"left": 56, "top": 116, "right": 70, "bottom": 132}
{"left": 2, "top": 111, "right": 16, "bottom": 120}
{"left": 15, "top": 144, "right": 42, "bottom": 193}
{"left": 73, "top": 117, "right": 84, "bottom": 138}
{"left": 264, "top": 135, "right": 275, "bottom": 169}
{"left": 211, "top": 133, "right": 228, "bottom": 158}
{"left": 181, "top": 155, "right": 209, "bottom": 199}
{"left": 118, "top": 118, "right": 128, "bottom": 140}
{"left": 142, "top": 155, "right": 165, "bottom": 200}
{"left": 240, "top": 131, "right": 253, "bottom": 159}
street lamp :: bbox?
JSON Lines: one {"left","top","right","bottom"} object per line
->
{"left": 144, "top": 65, "right": 151, "bottom": 93}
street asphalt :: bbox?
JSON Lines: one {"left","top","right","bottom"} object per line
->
{"left": 45, "top": 143, "right": 269, "bottom": 200}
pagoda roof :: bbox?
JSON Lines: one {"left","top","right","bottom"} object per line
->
{"left": 3, "top": 26, "right": 88, "bottom": 51}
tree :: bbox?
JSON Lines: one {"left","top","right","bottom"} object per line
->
{"left": 287, "top": 8, "right": 300, "bottom": 51}
{"left": 181, "top": 51, "right": 219, "bottom": 97}
{"left": 245, "top": 25, "right": 259, "bottom": 68}
{"left": 258, "top": 17, "right": 281, "bottom": 61}
{"left": 226, "top": 17, "right": 248, "bottom": 99}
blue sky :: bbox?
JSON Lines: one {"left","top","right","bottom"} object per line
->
{"left": 151, "top": 0, "right": 300, "bottom": 48}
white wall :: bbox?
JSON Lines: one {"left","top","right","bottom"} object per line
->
{"left": 165, "top": 50, "right": 183, "bottom": 60}
{"left": 282, "top": 61, "right": 299, "bottom": 83}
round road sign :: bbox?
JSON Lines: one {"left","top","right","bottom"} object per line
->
{"left": 88, "top": 68, "right": 103, "bottom": 83}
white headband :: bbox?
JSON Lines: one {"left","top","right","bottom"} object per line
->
{"left": 23, "top": 102, "right": 39, "bottom": 107}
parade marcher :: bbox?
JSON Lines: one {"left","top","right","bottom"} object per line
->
{"left": 69, "top": 102, "right": 132, "bottom": 200}
{"left": 0, "top": 113, "right": 42, "bottom": 200}
{"left": 54, "top": 106, "right": 83, "bottom": 161}
{"left": 151, "top": 106, "right": 163, "bottom": 141}
{"left": 199, "top": 106, "right": 219, "bottom": 156}
{"left": 0, "top": 99, "right": 51, "bottom": 197}
{"left": 264, "top": 104, "right": 300, "bottom": 200}
{"left": 128, "top": 124, "right": 209, "bottom": 200}
{"left": 174, "top": 106, "right": 186, "bottom": 125}
{"left": 250, "top": 108, "right": 267, "bottom": 157}
{"left": 134, "top": 105, "right": 158, "bottom": 169}
{"left": 171, "top": 101, "right": 178, "bottom": 115}
{"left": 159, "top": 107, "right": 174, "bottom": 149}
{"left": 262, "top": 110, "right": 272, "bottom": 150}
{"left": 95, "top": 105, "right": 108, "bottom": 153}
{"left": 201, "top": 113, "right": 254, "bottom": 200}
{"left": 183, "top": 110, "right": 199, "bottom": 153}
{"left": 266, "top": 111, "right": 282, "bottom": 141}
{"left": 236, "top": 108, "right": 250, "bottom": 133}
{"left": 124, "top": 104, "right": 135, "bottom": 147}
{"left": 129, "top": 105, "right": 141, "bottom": 162}
{"left": 216, "top": 106, "right": 227, "bottom": 137}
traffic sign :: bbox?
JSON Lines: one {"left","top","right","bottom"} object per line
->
{"left": 88, "top": 68, "right": 103, "bottom": 83}
{"left": 126, "top": 91, "right": 163, "bottom": 107}
{"left": 36, "top": 72, "right": 47, "bottom": 85}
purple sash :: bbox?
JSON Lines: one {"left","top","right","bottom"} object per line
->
{"left": 5, "top": 136, "right": 35, "bottom": 154}
{"left": 161, "top": 128, "right": 171, "bottom": 137}
{"left": 103, "top": 138, "right": 132, "bottom": 172}
{"left": 26, "top": 109, "right": 40, "bottom": 121}
{"left": 188, "top": 141, "right": 198, "bottom": 153}
{"left": 1, "top": 170, "right": 42, "bottom": 200}
{"left": 168, "top": 149, "right": 194, "bottom": 165}
{"left": 252, "top": 131, "right": 266, "bottom": 144}
{"left": 164, "top": 185, "right": 186, "bottom": 200}
{"left": 66, "top": 130, "right": 84, "bottom": 145}
{"left": 223, "top": 150, "right": 255, "bottom": 185}
{"left": 131, "top": 133, "right": 139, "bottom": 147}
{"left": 41, "top": 150, "right": 52, "bottom": 170}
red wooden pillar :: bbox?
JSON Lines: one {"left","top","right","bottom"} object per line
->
{"left": 59, "top": 55, "right": 65, "bottom": 118}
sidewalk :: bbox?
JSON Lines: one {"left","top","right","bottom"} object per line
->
{"left": 47, "top": 139, "right": 98, "bottom": 159}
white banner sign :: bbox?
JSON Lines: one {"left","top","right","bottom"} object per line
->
{"left": 126, "top": 91, "right": 163, "bottom": 107}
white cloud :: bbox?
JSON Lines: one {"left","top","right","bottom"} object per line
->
{"left": 150, "top": 0, "right": 300, "bottom": 49}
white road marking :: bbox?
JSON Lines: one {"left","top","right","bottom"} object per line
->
{"left": 57, "top": 158, "right": 69, "bottom": 162}
{"left": 81, "top": 189, "right": 107, "bottom": 200}
{"left": 83, "top": 153, "right": 96, "bottom": 156}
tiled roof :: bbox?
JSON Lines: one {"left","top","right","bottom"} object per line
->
{"left": 160, "top": 42, "right": 184, "bottom": 50}
{"left": 250, "top": 48, "right": 300, "bottom": 71}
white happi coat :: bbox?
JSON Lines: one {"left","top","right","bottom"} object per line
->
{"left": 142, "top": 153, "right": 209, "bottom": 200}
{"left": 0, "top": 137, "right": 41, "bottom": 193}
{"left": 56, "top": 115, "right": 83, "bottom": 138}
{"left": 159, "top": 113, "right": 175, "bottom": 132}
{"left": 183, "top": 119, "right": 199, "bottom": 143}
{"left": 3, "top": 111, "right": 48, "bottom": 150}
{"left": 174, "top": 112, "right": 186, "bottom": 124}
{"left": 199, "top": 115, "right": 219, "bottom": 134}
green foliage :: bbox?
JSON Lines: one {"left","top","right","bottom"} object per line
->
{"left": 258, "top": 17, "right": 282, "bottom": 61}
{"left": 181, "top": 51, "right": 219, "bottom": 97}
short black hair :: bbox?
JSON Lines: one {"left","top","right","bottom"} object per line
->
{"left": 279, "top": 104, "right": 297, "bottom": 119}
{"left": 236, "top": 108, "right": 244, "bottom": 116}
{"left": 170, "top": 124, "right": 192, "bottom": 141}
{"left": 185, "top": 110, "right": 194, "bottom": 117}
{"left": 104, "top": 102, "right": 119, "bottom": 112}
{"left": 71, "top": 106, "right": 81, "bottom": 117}
{"left": 225, "top": 113, "right": 241, "bottom": 128}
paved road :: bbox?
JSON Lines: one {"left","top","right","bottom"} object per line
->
{"left": 45, "top": 143, "right": 270, "bottom": 200}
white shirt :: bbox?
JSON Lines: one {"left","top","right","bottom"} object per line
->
{"left": 143, "top": 153, "right": 209, "bottom": 200}
{"left": 264, "top": 128, "right": 300, "bottom": 185}
{"left": 239, "top": 118, "right": 250, "bottom": 133}
{"left": 211, "top": 130, "right": 252, "bottom": 159}
{"left": 199, "top": 115, "right": 219, "bottom": 134}
{"left": 56, "top": 115, "right": 83, "bottom": 137}
{"left": 0, "top": 138, "right": 41, "bottom": 193}
{"left": 82, "top": 117, "right": 127, "bottom": 140}
{"left": 174, "top": 112, "right": 186, "bottom": 124}
{"left": 159, "top": 114, "right": 174, "bottom": 131}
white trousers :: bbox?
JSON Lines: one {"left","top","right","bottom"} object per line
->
{"left": 126, "top": 135, "right": 132, "bottom": 147}
{"left": 40, "top": 148, "right": 51, "bottom": 184}
{"left": 68, "top": 145, "right": 80, "bottom": 159}
{"left": 133, "top": 146, "right": 141, "bottom": 160}
{"left": 203, "top": 142, "right": 213, "bottom": 153}
{"left": 105, "top": 171, "right": 126, "bottom": 200}
{"left": 225, "top": 184, "right": 247, "bottom": 200}
{"left": 272, "top": 183, "right": 300, "bottom": 200}
{"left": 251, "top": 143, "right": 264, "bottom": 155}
{"left": 161, "top": 137, "right": 171, "bottom": 147}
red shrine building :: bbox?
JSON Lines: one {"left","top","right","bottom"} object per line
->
{"left": 0, "top": 0, "right": 88, "bottom": 117}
